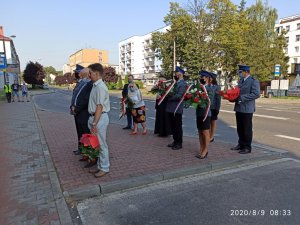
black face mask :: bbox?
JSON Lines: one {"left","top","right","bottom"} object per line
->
{"left": 200, "top": 78, "right": 206, "bottom": 84}
{"left": 174, "top": 75, "right": 179, "bottom": 81}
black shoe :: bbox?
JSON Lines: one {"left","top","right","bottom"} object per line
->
{"left": 172, "top": 145, "right": 182, "bottom": 150}
{"left": 195, "top": 152, "right": 208, "bottom": 159}
{"left": 230, "top": 145, "right": 242, "bottom": 151}
{"left": 239, "top": 149, "right": 251, "bottom": 154}
{"left": 84, "top": 160, "right": 97, "bottom": 168}
{"left": 123, "top": 126, "right": 131, "bottom": 130}
{"left": 73, "top": 150, "right": 80, "bottom": 155}
{"left": 167, "top": 142, "right": 176, "bottom": 147}
{"left": 210, "top": 138, "right": 214, "bottom": 143}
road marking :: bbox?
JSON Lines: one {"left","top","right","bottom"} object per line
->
{"left": 113, "top": 101, "right": 118, "bottom": 104}
{"left": 275, "top": 135, "right": 300, "bottom": 142}
{"left": 229, "top": 125, "right": 237, "bottom": 128}
{"left": 220, "top": 110, "right": 289, "bottom": 120}
{"left": 264, "top": 108, "right": 282, "bottom": 112}
{"left": 111, "top": 106, "right": 118, "bottom": 109}
{"left": 148, "top": 117, "right": 155, "bottom": 120}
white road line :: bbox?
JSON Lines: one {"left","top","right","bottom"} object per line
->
{"left": 220, "top": 110, "right": 289, "bottom": 120}
{"left": 275, "top": 135, "right": 300, "bottom": 142}
{"left": 229, "top": 125, "right": 237, "bottom": 128}
{"left": 148, "top": 117, "right": 155, "bottom": 120}
{"left": 113, "top": 101, "right": 118, "bottom": 104}
{"left": 264, "top": 109, "right": 282, "bottom": 112}
{"left": 111, "top": 106, "right": 118, "bottom": 109}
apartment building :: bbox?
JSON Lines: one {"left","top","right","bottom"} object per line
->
{"left": 275, "top": 14, "right": 300, "bottom": 81}
{"left": 118, "top": 26, "right": 169, "bottom": 80}
{"left": 69, "top": 48, "right": 109, "bottom": 71}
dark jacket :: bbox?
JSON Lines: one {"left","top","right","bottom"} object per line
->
{"left": 166, "top": 79, "right": 187, "bottom": 114}
{"left": 75, "top": 81, "right": 93, "bottom": 124}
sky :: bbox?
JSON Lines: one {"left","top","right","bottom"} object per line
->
{"left": 1, "top": 0, "right": 299, "bottom": 71}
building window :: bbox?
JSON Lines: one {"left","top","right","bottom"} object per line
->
{"left": 286, "top": 37, "right": 289, "bottom": 43}
{"left": 296, "top": 46, "right": 299, "bottom": 53}
{"left": 286, "top": 25, "right": 290, "bottom": 32}
{"left": 296, "top": 35, "right": 300, "bottom": 42}
{"left": 297, "top": 23, "right": 300, "bottom": 30}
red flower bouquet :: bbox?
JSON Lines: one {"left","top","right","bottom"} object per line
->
{"left": 183, "top": 83, "right": 210, "bottom": 109}
{"left": 218, "top": 86, "right": 240, "bottom": 102}
{"left": 79, "top": 134, "right": 100, "bottom": 162}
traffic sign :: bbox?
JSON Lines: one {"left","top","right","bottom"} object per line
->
{"left": 274, "top": 64, "right": 281, "bottom": 77}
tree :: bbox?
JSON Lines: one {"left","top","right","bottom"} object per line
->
{"left": 23, "top": 61, "right": 46, "bottom": 87}
{"left": 44, "top": 66, "right": 57, "bottom": 75}
{"left": 54, "top": 72, "right": 73, "bottom": 85}
{"left": 103, "top": 66, "right": 118, "bottom": 83}
{"left": 117, "top": 76, "right": 123, "bottom": 90}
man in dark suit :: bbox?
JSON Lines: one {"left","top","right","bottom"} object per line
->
{"left": 166, "top": 66, "right": 187, "bottom": 150}
{"left": 231, "top": 65, "right": 260, "bottom": 154}
{"left": 122, "top": 75, "right": 134, "bottom": 129}
{"left": 71, "top": 68, "right": 92, "bottom": 155}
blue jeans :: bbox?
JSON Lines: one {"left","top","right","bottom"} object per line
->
{"left": 89, "top": 113, "right": 110, "bottom": 172}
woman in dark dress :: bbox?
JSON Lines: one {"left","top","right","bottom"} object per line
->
{"left": 154, "top": 77, "right": 171, "bottom": 137}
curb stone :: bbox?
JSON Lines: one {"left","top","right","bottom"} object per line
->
{"left": 33, "top": 102, "right": 74, "bottom": 225}
{"left": 64, "top": 152, "right": 283, "bottom": 202}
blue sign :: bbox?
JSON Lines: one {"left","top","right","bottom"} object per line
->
{"left": 274, "top": 64, "right": 281, "bottom": 77}
{"left": 0, "top": 53, "right": 6, "bottom": 70}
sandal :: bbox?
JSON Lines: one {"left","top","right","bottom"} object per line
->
{"left": 130, "top": 131, "right": 138, "bottom": 135}
{"left": 142, "top": 130, "right": 147, "bottom": 135}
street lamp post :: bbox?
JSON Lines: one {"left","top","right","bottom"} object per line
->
{"left": 166, "top": 29, "right": 176, "bottom": 73}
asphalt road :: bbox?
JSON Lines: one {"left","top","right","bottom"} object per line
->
{"left": 77, "top": 158, "right": 300, "bottom": 225}
{"left": 33, "top": 88, "right": 300, "bottom": 157}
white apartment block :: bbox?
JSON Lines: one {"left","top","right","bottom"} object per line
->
{"left": 275, "top": 14, "right": 300, "bottom": 75}
{"left": 118, "top": 26, "right": 169, "bottom": 80}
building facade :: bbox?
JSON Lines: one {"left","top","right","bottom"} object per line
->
{"left": 275, "top": 14, "right": 300, "bottom": 79}
{"left": 0, "top": 26, "right": 20, "bottom": 88}
{"left": 118, "top": 26, "right": 168, "bottom": 80}
{"left": 69, "top": 49, "right": 109, "bottom": 71}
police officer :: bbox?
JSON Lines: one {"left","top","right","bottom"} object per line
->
{"left": 4, "top": 81, "right": 12, "bottom": 103}
{"left": 166, "top": 66, "right": 187, "bottom": 150}
{"left": 231, "top": 65, "right": 260, "bottom": 154}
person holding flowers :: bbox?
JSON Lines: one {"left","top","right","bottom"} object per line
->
{"left": 166, "top": 66, "right": 187, "bottom": 150}
{"left": 127, "top": 82, "right": 147, "bottom": 135}
{"left": 230, "top": 65, "right": 260, "bottom": 154}
{"left": 195, "top": 70, "right": 215, "bottom": 159}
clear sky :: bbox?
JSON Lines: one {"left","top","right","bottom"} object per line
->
{"left": 1, "top": 0, "right": 299, "bottom": 71}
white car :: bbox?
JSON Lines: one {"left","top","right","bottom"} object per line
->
{"left": 43, "top": 84, "right": 49, "bottom": 89}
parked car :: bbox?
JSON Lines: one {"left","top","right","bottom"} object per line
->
{"left": 43, "top": 84, "right": 49, "bottom": 89}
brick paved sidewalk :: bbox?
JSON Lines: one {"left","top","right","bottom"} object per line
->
{"left": 0, "top": 101, "right": 72, "bottom": 225}
{"left": 36, "top": 109, "right": 274, "bottom": 196}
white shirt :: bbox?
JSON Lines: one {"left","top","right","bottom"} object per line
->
{"left": 88, "top": 79, "right": 110, "bottom": 114}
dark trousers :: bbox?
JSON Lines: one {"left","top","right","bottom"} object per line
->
{"left": 74, "top": 115, "right": 90, "bottom": 148}
{"left": 6, "top": 93, "right": 11, "bottom": 103}
{"left": 168, "top": 113, "right": 183, "bottom": 145}
{"left": 236, "top": 112, "right": 253, "bottom": 150}
{"left": 126, "top": 107, "right": 133, "bottom": 128}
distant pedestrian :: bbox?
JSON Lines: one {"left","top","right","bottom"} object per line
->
{"left": 208, "top": 73, "right": 221, "bottom": 142}
{"left": 128, "top": 82, "right": 147, "bottom": 135}
{"left": 154, "top": 77, "right": 171, "bottom": 137}
{"left": 121, "top": 75, "right": 134, "bottom": 130}
{"left": 195, "top": 70, "right": 215, "bottom": 159}
{"left": 166, "top": 66, "right": 187, "bottom": 150}
{"left": 230, "top": 65, "right": 260, "bottom": 154}
{"left": 87, "top": 63, "right": 111, "bottom": 178}
{"left": 21, "top": 81, "right": 30, "bottom": 102}
{"left": 11, "top": 80, "right": 20, "bottom": 102}
{"left": 3, "top": 81, "right": 12, "bottom": 103}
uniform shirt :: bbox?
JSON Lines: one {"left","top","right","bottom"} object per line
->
{"left": 88, "top": 79, "right": 110, "bottom": 114}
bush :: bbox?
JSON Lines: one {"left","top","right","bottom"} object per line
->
{"left": 124, "top": 75, "right": 129, "bottom": 84}
{"left": 134, "top": 80, "right": 144, "bottom": 89}
{"left": 106, "top": 82, "right": 117, "bottom": 90}
{"left": 117, "top": 76, "right": 123, "bottom": 90}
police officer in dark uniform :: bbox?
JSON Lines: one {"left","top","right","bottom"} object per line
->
{"left": 166, "top": 66, "right": 187, "bottom": 150}
{"left": 231, "top": 65, "right": 260, "bottom": 154}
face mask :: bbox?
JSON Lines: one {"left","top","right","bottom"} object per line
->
{"left": 128, "top": 80, "right": 133, "bottom": 83}
{"left": 239, "top": 72, "right": 243, "bottom": 79}
{"left": 129, "top": 87, "right": 135, "bottom": 92}
{"left": 174, "top": 75, "right": 179, "bottom": 81}
{"left": 200, "top": 78, "right": 206, "bottom": 85}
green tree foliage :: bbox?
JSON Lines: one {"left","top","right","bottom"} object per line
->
{"left": 117, "top": 75, "right": 123, "bottom": 89}
{"left": 151, "top": 0, "right": 289, "bottom": 82}
{"left": 23, "top": 61, "right": 46, "bottom": 86}
{"left": 124, "top": 74, "right": 129, "bottom": 84}
{"left": 44, "top": 66, "right": 57, "bottom": 75}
